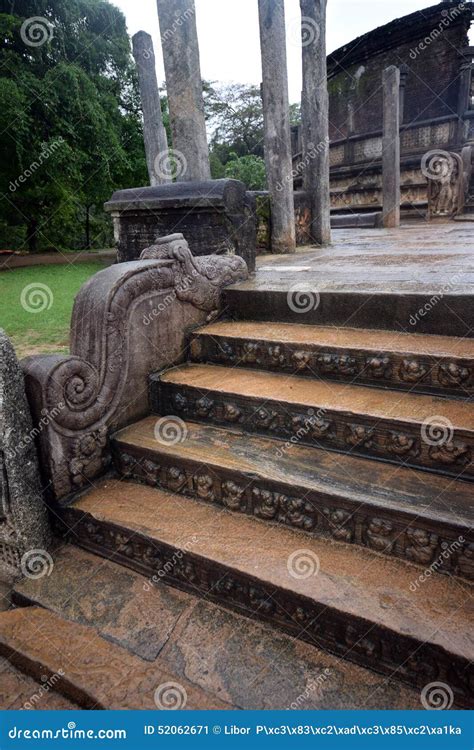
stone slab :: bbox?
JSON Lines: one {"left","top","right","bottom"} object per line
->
{"left": 190, "top": 320, "right": 474, "bottom": 396}
{"left": 0, "top": 607, "right": 231, "bottom": 710}
{"left": 13, "top": 545, "right": 195, "bottom": 661}
{"left": 57, "top": 478, "right": 474, "bottom": 707}
{"left": 10, "top": 549, "right": 421, "bottom": 710}
{"left": 0, "top": 657, "right": 79, "bottom": 710}
{"left": 112, "top": 417, "right": 473, "bottom": 578}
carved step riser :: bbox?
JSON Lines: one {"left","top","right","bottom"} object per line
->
{"left": 224, "top": 289, "right": 474, "bottom": 339}
{"left": 57, "top": 507, "right": 471, "bottom": 708}
{"left": 112, "top": 445, "right": 474, "bottom": 582}
{"left": 190, "top": 334, "right": 474, "bottom": 398}
{"left": 153, "top": 383, "right": 474, "bottom": 480}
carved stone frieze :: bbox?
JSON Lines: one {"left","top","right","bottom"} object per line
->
{"left": 365, "top": 518, "right": 395, "bottom": 554}
{"left": 59, "top": 506, "right": 473, "bottom": 707}
{"left": 322, "top": 508, "right": 354, "bottom": 543}
{"left": 399, "top": 359, "right": 429, "bottom": 384}
{"left": 405, "top": 528, "right": 439, "bottom": 566}
{"left": 365, "top": 356, "right": 392, "bottom": 379}
{"left": 192, "top": 337, "right": 473, "bottom": 396}
{"left": 160, "top": 383, "right": 474, "bottom": 479}
{"left": 438, "top": 363, "right": 471, "bottom": 388}
{"left": 222, "top": 481, "right": 246, "bottom": 512}
{"left": 386, "top": 432, "right": 419, "bottom": 458}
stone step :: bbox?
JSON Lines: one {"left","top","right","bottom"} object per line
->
{"left": 55, "top": 478, "right": 474, "bottom": 707}
{"left": 0, "top": 607, "right": 230, "bottom": 710}
{"left": 12, "top": 545, "right": 422, "bottom": 710}
{"left": 0, "top": 657, "right": 80, "bottom": 709}
{"left": 112, "top": 417, "right": 474, "bottom": 580}
{"left": 190, "top": 321, "right": 474, "bottom": 397}
{"left": 224, "top": 285, "right": 474, "bottom": 339}
{"left": 152, "top": 363, "right": 474, "bottom": 480}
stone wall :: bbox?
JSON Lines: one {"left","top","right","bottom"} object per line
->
{"left": 293, "top": 1, "right": 473, "bottom": 215}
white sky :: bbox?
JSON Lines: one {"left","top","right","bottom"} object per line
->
{"left": 113, "top": 0, "right": 456, "bottom": 102}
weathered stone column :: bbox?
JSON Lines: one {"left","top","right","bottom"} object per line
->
{"left": 0, "top": 330, "right": 51, "bottom": 579}
{"left": 258, "top": 0, "right": 296, "bottom": 254}
{"left": 156, "top": 0, "right": 211, "bottom": 182}
{"left": 300, "top": 0, "right": 331, "bottom": 245}
{"left": 132, "top": 31, "right": 170, "bottom": 186}
{"left": 382, "top": 65, "right": 401, "bottom": 228}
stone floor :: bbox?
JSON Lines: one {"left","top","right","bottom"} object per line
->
{"left": 248, "top": 221, "right": 474, "bottom": 294}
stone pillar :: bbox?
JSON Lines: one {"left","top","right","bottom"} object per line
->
{"left": 156, "top": 0, "right": 211, "bottom": 182}
{"left": 132, "top": 31, "right": 170, "bottom": 186}
{"left": 300, "top": 0, "right": 331, "bottom": 245}
{"left": 399, "top": 64, "right": 409, "bottom": 125}
{"left": 382, "top": 66, "right": 401, "bottom": 228}
{"left": 258, "top": 0, "right": 296, "bottom": 254}
{"left": 0, "top": 330, "right": 51, "bottom": 579}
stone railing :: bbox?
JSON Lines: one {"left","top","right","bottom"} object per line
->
{"left": 0, "top": 331, "right": 50, "bottom": 578}
{"left": 22, "top": 234, "right": 248, "bottom": 502}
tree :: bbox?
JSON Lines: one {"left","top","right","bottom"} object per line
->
{"left": 0, "top": 0, "right": 147, "bottom": 252}
{"left": 225, "top": 153, "right": 266, "bottom": 191}
{"left": 205, "top": 83, "right": 265, "bottom": 163}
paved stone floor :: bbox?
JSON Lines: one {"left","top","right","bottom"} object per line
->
{"left": 247, "top": 221, "right": 474, "bottom": 294}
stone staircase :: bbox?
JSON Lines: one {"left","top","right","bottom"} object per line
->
{"left": 1, "top": 287, "right": 473, "bottom": 710}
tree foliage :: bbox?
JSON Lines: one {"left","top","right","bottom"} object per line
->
{"left": 0, "top": 0, "right": 147, "bottom": 251}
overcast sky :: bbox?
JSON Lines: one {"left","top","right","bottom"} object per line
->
{"left": 113, "top": 0, "right": 450, "bottom": 102}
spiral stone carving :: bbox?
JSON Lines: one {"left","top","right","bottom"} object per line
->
{"left": 22, "top": 235, "right": 248, "bottom": 500}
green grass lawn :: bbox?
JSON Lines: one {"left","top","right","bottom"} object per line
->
{"left": 0, "top": 262, "right": 109, "bottom": 359}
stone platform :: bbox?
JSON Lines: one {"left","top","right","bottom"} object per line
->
{"left": 250, "top": 223, "right": 474, "bottom": 294}
{"left": 228, "top": 222, "right": 474, "bottom": 337}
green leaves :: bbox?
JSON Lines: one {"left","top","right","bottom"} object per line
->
{"left": 0, "top": 0, "right": 147, "bottom": 252}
